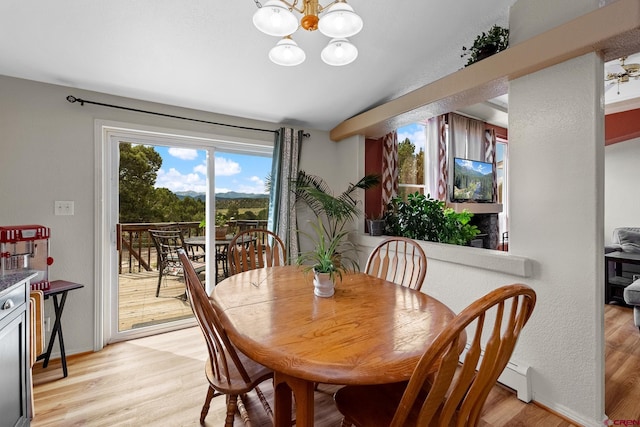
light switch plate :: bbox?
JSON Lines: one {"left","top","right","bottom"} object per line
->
{"left": 54, "top": 201, "right": 74, "bottom": 216}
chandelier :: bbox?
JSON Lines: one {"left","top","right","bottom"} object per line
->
{"left": 252, "top": 0, "right": 363, "bottom": 66}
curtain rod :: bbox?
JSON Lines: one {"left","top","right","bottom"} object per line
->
{"left": 66, "top": 95, "right": 279, "bottom": 135}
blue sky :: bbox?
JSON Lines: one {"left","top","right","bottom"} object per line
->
{"left": 397, "top": 123, "right": 426, "bottom": 153}
{"left": 153, "top": 146, "right": 272, "bottom": 194}
{"left": 455, "top": 158, "right": 492, "bottom": 175}
{"left": 150, "top": 124, "right": 421, "bottom": 195}
{"left": 149, "top": 124, "right": 501, "bottom": 194}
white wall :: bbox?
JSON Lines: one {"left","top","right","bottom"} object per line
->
{"left": 508, "top": 1, "right": 604, "bottom": 423}
{"left": 0, "top": 75, "right": 336, "bottom": 355}
{"left": 510, "top": 53, "right": 604, "bottom": 424}
{"left": 295, "top": 133, "right": 364, "bottom": 254}
{"left": 604, "top": 137, "right": 640, "bottom": 244}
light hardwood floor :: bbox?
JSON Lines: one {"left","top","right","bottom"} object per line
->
{"left": 31, "top": 304, "right": 640, "bottom": 426}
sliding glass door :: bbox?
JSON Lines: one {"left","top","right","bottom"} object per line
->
{"left": 101, "top": 125, "right": 273, "bottom": 343}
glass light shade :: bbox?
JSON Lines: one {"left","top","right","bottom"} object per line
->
{"left": 269, "top": 38, "right": 306, "bottom": 66}
{"left": 318, "top": 2, "right": 363, "bottom": 38}
{"left": 253, "top": 0, "right": 299, "bottom": 37}
{"left": 321, "top": 38, "right": 358, "bottom": 66}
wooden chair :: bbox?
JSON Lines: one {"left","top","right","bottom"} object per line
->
{"left": 228, "top": 229, "right": 287, "bottom": 275}
{"left": 178, "top": 249, "right": 273, "bottom": 426}
{"left": 365, "top": 237, "right": 427, "bottom": 290}
{"left": 150, "top": 228, "right": 205, "bottom": 298}
{"left": 334, "top": 284, "right": 537, "bottom": 427}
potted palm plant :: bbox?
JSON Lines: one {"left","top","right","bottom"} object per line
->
{"left": 294, "top": 171, "right": 380, "bottom": 242}
{"left": 294, "top": 171, "right": 380, "bottom": 296}
{"left": 296, "top": 219, "right": 359, "bottom": 297}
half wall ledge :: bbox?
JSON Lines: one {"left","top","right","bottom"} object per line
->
{"left": 354, "top": 234, "right": 533, "bottom": 278}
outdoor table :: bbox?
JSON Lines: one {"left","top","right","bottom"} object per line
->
{"left": 184, "top": 236, "right": 232, "bottom": 283}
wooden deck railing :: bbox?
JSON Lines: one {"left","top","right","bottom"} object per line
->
{"left": 117, "top": 222, "right": 203, "bottom": 274}
{"left": 116, "top": 220, "right": 268, "bottom": 274}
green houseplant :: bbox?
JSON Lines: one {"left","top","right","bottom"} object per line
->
{"left": 384, "top": 192, "right": 480, "bottom": 245}
{"left": 296, "top": 219, "right": 360, "bottom": 297}
{"left": 461, "top": 25, "right": 509, "bottom": 66}
{"left": 199, "top": 212, "right": 229, "bottom": 238}
{"left": 294, "top": 171, "right": 380, "bottom": 295}
{"left": 294, "top": 170, "right": 380, "bottom": 243}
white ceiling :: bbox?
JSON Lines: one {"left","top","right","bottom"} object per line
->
{"left": 458, "top": 53, "right": 640, "bottom": 128}
{"left": 0, "top": 0, "right": 517, "bottom": 131}
{"left": 0, "top": 2, "right": 637, "bottom": 132}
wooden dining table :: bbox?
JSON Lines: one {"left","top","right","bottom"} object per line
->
{"left": 210, "top": 265, "right": 457, "bottom": 427}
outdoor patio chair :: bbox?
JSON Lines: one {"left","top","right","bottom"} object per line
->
{"left": 149, "top": 228, "right": 205, "bottom": 298}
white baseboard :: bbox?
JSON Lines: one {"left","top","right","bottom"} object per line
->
{"left": 459, "top": 345, "right": 604, "bottom": 425}
{"left": 533, "top": 395, "right": 604, "bottom": 427}
{"left": 497, "top": 359, "right": 531, "bottom": 402}
{"left": 459, "top": 344, "right": 531, "bottom": 402}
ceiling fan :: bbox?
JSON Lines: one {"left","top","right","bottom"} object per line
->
{"left": 605, "top": 56, "right": 640, "bottom": 94}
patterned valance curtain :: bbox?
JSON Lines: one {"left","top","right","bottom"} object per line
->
{"left": 267, "top": 128, "right": 302, "bottom": 262}
{"left": 484, "top": 128, "right": 498, "bottom": 203}
{"left": 425, "top": 115, "right": 447, "bottom": 200}
{"left": 381, "top": 131, "right": 399, "bottom": 210}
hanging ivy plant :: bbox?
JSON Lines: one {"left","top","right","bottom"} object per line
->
{"left": 461, "top": 25, "right": 509, "bottom": 67}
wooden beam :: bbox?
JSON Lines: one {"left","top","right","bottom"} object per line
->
{"left": 330, "top": 0, "right": 640, "bottom": 141}
{"left": 605, "top": 108, "right": 640, "bottom": 145}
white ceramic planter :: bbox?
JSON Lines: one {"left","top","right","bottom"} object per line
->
{"left": 313, "top": 271, "right": 335, "bottom": 297}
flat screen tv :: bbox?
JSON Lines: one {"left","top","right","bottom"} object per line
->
{"left": 452, "top": 157, "right": 494, "bottom": 202}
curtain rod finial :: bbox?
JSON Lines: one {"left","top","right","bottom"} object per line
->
{"left": 66, "top": 95, "right": 85, "bottom": 105}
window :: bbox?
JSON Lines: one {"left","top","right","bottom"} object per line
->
{"left": 393, "top": 120, "right": 510, "bottom": 251}
{"left": 397, "top": 122, "right": 426, "bottom": 199}
{"left": 496, "top": 138, "right": 509, "bottom": 247}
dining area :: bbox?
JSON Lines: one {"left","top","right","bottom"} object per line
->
{"left": 177, "top": 230, "right": 537, "bottom": 427}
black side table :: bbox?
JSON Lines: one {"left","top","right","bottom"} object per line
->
{"left": 605, "top": 251, "right": 640, "bottom": 306}
{"left": 36, "top": 280, "right": 84, "bottom": 378}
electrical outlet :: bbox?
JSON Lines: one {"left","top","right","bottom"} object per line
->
{"left": 54, "top": 200, "right": 74, "bottom": 216}
{"left": 45, "top": 317, "right": 51, "bottom": 332}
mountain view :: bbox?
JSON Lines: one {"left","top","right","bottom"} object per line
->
{"left": 175, "top": 191, "right": 269, "bottom": 201}
{"left": 119, "top": 143, "right": 269, "bottom": 223}
{"left": 453, "top": 159, "right": 493, "bottom": 202}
